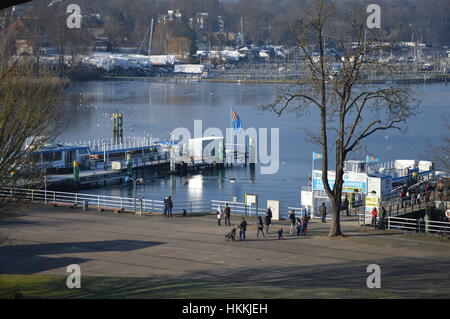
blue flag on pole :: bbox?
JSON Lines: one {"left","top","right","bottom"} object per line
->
{"left": 231, "top": 109, "right": 243, "bottom": 133}
{"left": 313, "top": 152, "right": 322, "bottom": 160}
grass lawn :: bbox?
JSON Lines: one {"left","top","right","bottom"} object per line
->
{"left": 1, "top": 274, "right": 447, "bottom": 299}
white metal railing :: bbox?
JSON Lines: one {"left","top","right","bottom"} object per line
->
{"left": 359, "top": 213, "right": 450, "bottom": 237}
{"left": 388, "top": 216, "right": 450, "bottom": 236}
{"left": 358, "top": 213, "right": 377, "bottom": 226}
{"left": 211, "top": 200, "right": 266, "bottom": 217}
{"left": 0, "top": 187, "right": 209, "bottom": 216}
{"left": 0, "top": 187, "right": 162, "bottom": 214}
{"left": 71, "top": 136, "right": 156, "bottom": 153}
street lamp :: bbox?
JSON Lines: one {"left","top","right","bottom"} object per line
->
{"left": 44, "top": 174, "right": 48, "bottom": 205}
{"left": 229, "top": 178, "right": 237, "bottom": 202}
{"left": 125, "top": 176, "right": 144, "bottom": 214}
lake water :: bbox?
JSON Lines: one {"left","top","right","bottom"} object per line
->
{"left": 59, "top": 80, "right": 449, "bottom": 206}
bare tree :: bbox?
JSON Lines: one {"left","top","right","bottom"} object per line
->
{"left": 267, "top": 0, "right": 418, "bottom": 237}
{"left": 0, "top": 30, "right": 65, "bottom": 215}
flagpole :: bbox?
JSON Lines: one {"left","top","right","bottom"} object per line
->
{"left": 311, "top": 154, "right": 315, "bottom": 219}
{"left": 230, "top": 107, "right": 233, "bottom": 133}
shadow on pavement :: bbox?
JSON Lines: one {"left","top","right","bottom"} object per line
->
{"left": 0, "top": 239, "right": 164, "bottom": 275}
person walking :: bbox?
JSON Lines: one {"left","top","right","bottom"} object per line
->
{"left": 320, "top": 203, "right": 327, "bottom": 223}
{"left": 289, "top": 210, "right": 296, "bottom": 234}
{"left": 349, "top": 191, "right": 355, "bottom": 214}
{"left": 343, "top": 196, "right": 350, "bottom": 216}
{"left": 379, "top": 205, "right": 387, "bottom": 230}
{"left": 371, "top": 207, "right": 378, "bottom": 228}
{"left": 166, "top": 196, "right": 174, "bottom": 218}
{"left": 224, "top": 203, "right": 231, "bottom": 226}
{"left": 217, "top": 205, "right": 223, "bottom": 226}
{"left": 296, "top": 219, "right": 303, "bottom": 236}
{"left": 238, "top": 217, "right": 247, "bottom": 241}
{"left": 300, "top": 214, "right": 310, "bottom": 236}
{"left": 264, "top": 208, "right": 272, "bottom": 233}
{"left": 277, "top": 227, "right": 284, "bottom": 240}
{"left": 257, "top": 216, "right": 265, "bottom": 238}
{"left": 163, "top": 197, "right": 169, "bottom": 218}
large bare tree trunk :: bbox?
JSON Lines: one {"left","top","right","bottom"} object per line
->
{"left": 329, "top": 198, "right": 343, "bottom": 237}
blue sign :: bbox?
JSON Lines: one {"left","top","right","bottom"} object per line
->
{"left": 313, "top": 171, "right": 367, "bottom": 193}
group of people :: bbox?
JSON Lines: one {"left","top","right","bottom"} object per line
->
{"left": 221, "top": 205, "right": 273, "bottom": 241}
{"left": 288, "top": 210, "right": 310, "bottom": 236}
{"left": 370, "top": 205, "right": 387, "bottom": 229}
{"left": 222, "top": 206, "right": 311, "bottom": 242}
{"left": 216, "top": 203, "right": 231, "bottom": 226}
{"left": 399, "top": 181, "right": 443, "bottom": 208}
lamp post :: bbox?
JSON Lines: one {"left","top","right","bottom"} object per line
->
{"left": 125, "top": 176, "right": 144, "bottom": 214}
{"left": 229, "top": 178, "right": 237, "bottom": 202}
{"left": 44, "top": 174, "right": 47, "bottom": 205}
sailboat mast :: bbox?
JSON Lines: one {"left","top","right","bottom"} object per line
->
{"left": 240, "top": 16, "right": 244, "bottom": 46}
{"left": 148, "top": 18, "right": 154, "bottom": 57}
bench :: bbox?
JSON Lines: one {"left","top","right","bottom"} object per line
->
{"left": 92, "top": 206, "right": 125, "bottom": 214}
{"left": 47, "top": 201, "right": 78, "bottom": 208}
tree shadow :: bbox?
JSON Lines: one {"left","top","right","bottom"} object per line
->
{"left": 0, "top": 239, "right": 164, "bottom": 275}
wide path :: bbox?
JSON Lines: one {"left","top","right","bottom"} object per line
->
{"left": 1, "top": 205, "right": 450, "bottom": 296}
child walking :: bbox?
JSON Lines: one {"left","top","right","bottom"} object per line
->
{"left": 277, "top": 227, "right": 284, "bottom": 240}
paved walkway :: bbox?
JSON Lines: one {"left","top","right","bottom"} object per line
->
{"left": 1, "top": 204, "right": 450, "bottom": 295}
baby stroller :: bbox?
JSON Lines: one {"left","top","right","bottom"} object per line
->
{"left": 225, "top": 227, "right": 237, "bottom": 241}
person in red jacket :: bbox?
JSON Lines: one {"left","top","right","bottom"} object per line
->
{"left": 371, "top": 207, "right": 378, "bottom": 228}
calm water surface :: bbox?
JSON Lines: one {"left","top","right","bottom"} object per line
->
{"left": 59, "top": 80, "right": 449, "bottom": 206}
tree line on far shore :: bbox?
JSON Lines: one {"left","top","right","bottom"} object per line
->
{"left": 1, "top": 0, "right": 449, "bottom": 58}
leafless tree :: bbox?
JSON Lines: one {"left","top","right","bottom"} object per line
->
{"left": 429, "top": 118, "right": 450, "bottom": 173}
{"left": 266, "top": 0, "right": 419, "bottom": 237}
{"left": 0, "top": 30, "right": 65, "bottom": 215}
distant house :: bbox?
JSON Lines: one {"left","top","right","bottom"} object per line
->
{"left": 15, "top": 39, "right": 32, "bottom": 55}
{"left": 7, "top": 17, "right": 34, "bottom": 55}
{"left": 167, "top": 37, "right": 192, "bottom": 59}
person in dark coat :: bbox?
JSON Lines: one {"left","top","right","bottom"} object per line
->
{"left": 379, "top": 205, "right": 387, "bottom": 230}
{"left": 257, "top": 216, "right": 265, "bottom": 238}
{"left": 320, "top": 203, "right": 327, "bottom": 223}
{"left": 300, "top": 214, "right": 310, "bottom": 236}
{"left": 166, "top": 196, "right": 173, "bottom": 218}
{"left": 265, "top": 208, "right": 272, "bottom": 233}
{"left": 277, "top": 227, "right": 284, "bottom": 240}
{"left": 343, "top": 196, "right": 350, "bottom": 216}
{"left": 163, "top": 197, "right": 168, "bottom": 218}
{"left": 289, "top": 210, "right": 296, "bottom": 234}
{"left": 238, "top": 217, "right": 248, "bottom": 241}
{"left": 296, "top": 219, "right": 302, "bottom": 236}
{"left": 224, "top": 203, "right": 231, "bottom": 226}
